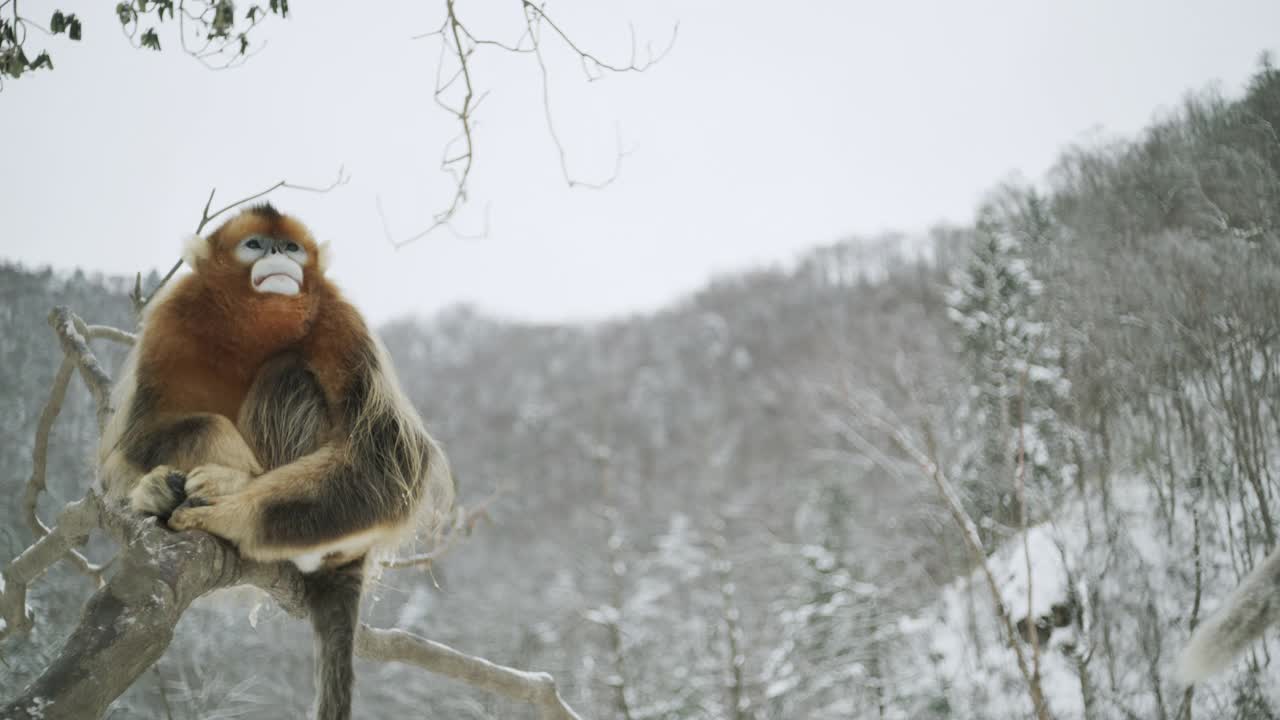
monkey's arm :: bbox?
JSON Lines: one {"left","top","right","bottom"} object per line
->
{"left": 169, "top": 438, "right": 426, "bottom": 570}
{"left": 98, "top": 311, "right": 264, "bottom": 517}
{"left": 101, "top": 411, "right": 262, "bottom": 516}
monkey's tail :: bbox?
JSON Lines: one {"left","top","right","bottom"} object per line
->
{"left": 1177, "top": 546, "right": 1280, "bottom": 683}
{"left": 304, "top": 560, "right": 364, "bottom": 720}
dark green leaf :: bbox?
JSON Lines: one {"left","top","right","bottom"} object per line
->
{"left": 7, "top": 46, "right": 29, "bottom": 77}
{"left": 247, "top": 6, "right": 260, "bottom": 21}
{"left": 213, "top": 0, "right": 234, "bottom": 34}
{"left": 50, "top": 11, "right": 66, "bottom": 35}
{"left": 68, "top": 17, "right": 82, "bottom": 41}
{"left": 30, "top": 51, "right": 53, "bottom": 71}
{"left": 238, "top": 33, "right": 249, "bottom": 55}
{"left": 2, "top": 50, "right": 16, "bottom": 79}
{"left": 141, "top": 27, "right": 161, "bottom": 51}
{"left": 116, "top": 3, "right": 134, "bottom": 26}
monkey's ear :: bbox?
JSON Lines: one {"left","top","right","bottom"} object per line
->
{"left": 182, "top": 234, "right": 212, "bottom": 270}
{"left": 316, "top": 241, "right": 333, "bottom": 275}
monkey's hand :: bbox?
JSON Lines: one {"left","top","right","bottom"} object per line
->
{"left": 168, "top": 465, "right": 257, "bottom": 544}
{"left": 129, "top": 465, "right": 188, "bottom": 520}
{"left": 184, "top": 464, "right": 255, "bottom": 498}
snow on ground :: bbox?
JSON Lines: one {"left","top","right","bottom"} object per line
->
{"left": 884, "top": 475, "right": 1280, "bottom": 720}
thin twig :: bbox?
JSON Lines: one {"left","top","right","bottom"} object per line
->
{"left": 383, "top": 486, "right": 506, "bottom": 569}
{"left": 383, "top": 0, "right": 479, "bottom": 247}
{"left": 525, "top": 8, "right": 631, "bottom": 190}
{"left": 1175, "top": 511, "right": 1202, "bottom": 720}
{"left": 132, "top": 167, "right": 349, "bottom": 312}
{"left": 385, "top": 1, "right": 674, "bottom": 245}
{"left": 521, "top": 1, "right": 677, "bottom": 76}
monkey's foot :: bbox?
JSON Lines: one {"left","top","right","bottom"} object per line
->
{"left": 129, "top": 466, "right": 188, "bottom": 520}
{"left": 169, "top": 500, "right": 253, "bottom": 547}
{"left": 185, "top": 464, "right": 254, "bottom": 498}
{"left": 171, "top": 466, "right": 256, "bottom": 543}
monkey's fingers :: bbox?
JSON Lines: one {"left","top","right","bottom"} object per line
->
{"left": 129, "top": 466, "right": 189, "bottom": 520}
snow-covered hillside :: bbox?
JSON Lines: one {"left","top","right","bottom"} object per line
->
{"left": 887, "top": 476, "right": 1279, "bottom": 720}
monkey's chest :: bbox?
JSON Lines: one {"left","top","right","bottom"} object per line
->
{"left": 159, "top": 365, "right": 255, "bottom": 422}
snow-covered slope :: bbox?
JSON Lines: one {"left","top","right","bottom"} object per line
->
{"left": 885, "top": 478, "right": 1279, "bottom": 720}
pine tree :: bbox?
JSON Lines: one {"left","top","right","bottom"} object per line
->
{"left": 945, "top": 212, "right": 1070, "bottom": 527}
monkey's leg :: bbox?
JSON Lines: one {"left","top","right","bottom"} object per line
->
{"left": 304, "top": 560, "right": 364, "bottom": 720}
{"left": 169, "top": 445, "right": 409, "bottom": 569}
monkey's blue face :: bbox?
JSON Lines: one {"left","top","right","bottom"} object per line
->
{"left": 236, "top": 234, "right": 310, "bottom": 296}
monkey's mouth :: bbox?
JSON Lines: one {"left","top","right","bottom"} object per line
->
{"left": 255, "top": 274, "right": 301, "bottom": 295}
{"left": 251, "top": 256, "right": 304, "bottom": 296}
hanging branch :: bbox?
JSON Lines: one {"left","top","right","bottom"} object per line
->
{"left": 381, "top": 1, "right": 677, "bottom": 246}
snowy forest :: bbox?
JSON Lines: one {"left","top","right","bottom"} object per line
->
{"left": 6, "top": 35, "right": 1280, "bottom": 720}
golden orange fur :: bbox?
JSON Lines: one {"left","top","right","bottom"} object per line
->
{"left": 97, "top": 204, "right": 452, "bottom": 720}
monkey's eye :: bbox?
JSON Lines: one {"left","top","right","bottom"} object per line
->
{"left": 246, "top": 238, "right": 262, "bottom": 250}
{"left": 286, "top": 242, "right": 300, "bottom": 252}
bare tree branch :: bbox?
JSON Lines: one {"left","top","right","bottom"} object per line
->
{"left": 49, "top": 307, "right": 115, "bottom": 432}
{"left": 382, "top": 1, "right": 676, "bottom": 245}
{"left": 18, "top": 308, "right": 132, "bottom": 585}
{"left": 382, "top": 485, "right": 506, "bottom": 570}
{"left": 0, "top": 497, "right": 100, "bottom": 642}
{"left": 522, "top": 2, "right": 677, "bottom": 76}
{"left": 355, "top": 627, "right": 584, "bottom": 720}
{"left": 525, "top": 10, "right": 630, "bottom": 191}
{"left": 22, "top": 354, "right": 74, "bottom": 541}
{"left": 132, "top": 167, "right": 350, "bottom": 313}
{"left": 839, "top": 394, "right": 1054, "bottom": 720}
{"left": 1014, "top": 364, "right": 1046, "bottom": 713}
{"left": 1, "top": 498, "right": 306, "bottom": 720}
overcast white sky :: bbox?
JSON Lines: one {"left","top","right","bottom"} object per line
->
{"left": 2, "top": 1, "right": 1278, "bottom": 323}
